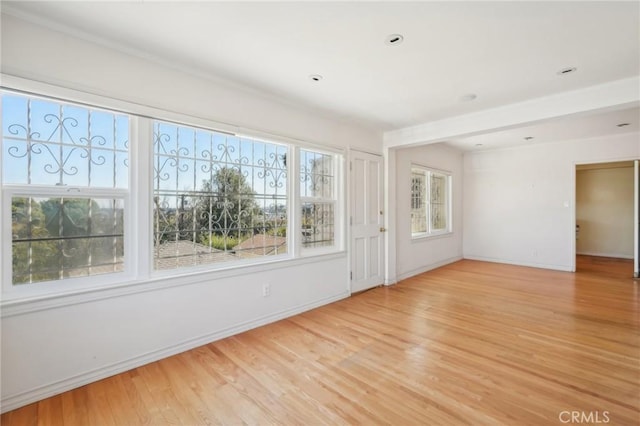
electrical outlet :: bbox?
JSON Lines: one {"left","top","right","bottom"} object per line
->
{"left": 262, "top": 283, "right": 271, "bottom": 297}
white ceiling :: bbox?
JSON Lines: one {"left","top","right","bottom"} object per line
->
{"left": 2, "top": 1, "right": 639, "bottom": 148}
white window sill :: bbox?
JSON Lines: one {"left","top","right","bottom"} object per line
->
{"left": 411, "top": 231, "right": 454, "bottom": 242}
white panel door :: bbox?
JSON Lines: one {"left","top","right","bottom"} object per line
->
{"left": 350, "top": 150, "right": 384, "bottom": 293}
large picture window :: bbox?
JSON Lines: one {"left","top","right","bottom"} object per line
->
{"left": 1, "top": 87, "right": 344, "bottom": 296}
{"left": 153, "top": 121, "right": 288, "bottom": 269}
{"left": 411, "top": 166, "right": 451, "bottom": 238}
{"left": 2, "top": 93, "right": 129, "bottom": 285}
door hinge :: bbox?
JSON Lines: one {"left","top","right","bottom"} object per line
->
{"left": 350, "top": 216, "right": 353, "bottom": 225}
{"left": 350, "top": 161, "right": 352, "bottom": 171}
{"left": 350, "top": 271, "right": 353, "bottom": 280}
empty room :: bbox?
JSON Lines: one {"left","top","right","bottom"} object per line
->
{"left": 1, "top": 2, "right": 639, "bottom": 425}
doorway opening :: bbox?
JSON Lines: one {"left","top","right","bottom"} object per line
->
{"left": 575, "top": 160, "right": 638, "bottom": 278}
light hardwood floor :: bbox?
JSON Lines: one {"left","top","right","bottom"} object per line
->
{"left": 2, "top": 257, "right": 639, "bottom": 425}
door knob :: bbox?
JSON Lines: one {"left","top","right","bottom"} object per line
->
{"left": 380, "top": 227, "right": 387, "bottom": 232}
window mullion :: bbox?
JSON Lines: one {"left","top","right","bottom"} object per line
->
{"left": 336, "top": 155, "right": 344, "bottom": 250}
{"left": 425, "top": 170, "right": 431, "bottom": 234}
{"left": 2, "top": 186, "right": 128, "bottom": 197}
{"left": 291, "top": 146, "right": 301, "bottom": 257}
{"left": 2, "top": 189, "right": 12, "bottom": 293}
{"left": 133, "top": 117, "right": 152, "bottom": 280}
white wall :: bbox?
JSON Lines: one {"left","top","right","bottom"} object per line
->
{"left": 395, "top": 143, "right": 464, "bottom": 280}
{"left": 0, "top": 14, "right": 381, "bottom": 411}
{"left": 576, "top": 166, "right": 635, "bottom": 258}
{"left": 463, "top": 133, "right": 639, "bottom": 271}
{"left": 1, "top": 14, "right": 380, "bottom": 152}
{"left": 1, "top": 257, "right": 348, "bottom": 411}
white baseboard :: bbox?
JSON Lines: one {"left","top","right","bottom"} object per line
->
{"left": 396, "top": 256, "right": 463, "bottom": 282}
{"left": 577, "top": 251, "right": 634, "bottom": 260}
{"left": 463, "top": 255, "right": 573, "bottom": 272}
{"left": 0, "top": 291, "right": 349, "bottom": 414}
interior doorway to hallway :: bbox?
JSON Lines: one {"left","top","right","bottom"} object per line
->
{"left": 575, "top": 160, "right": 639, "bottom": 278}
{"left": 576, "top": 255, "right": 634, "bottom": 280}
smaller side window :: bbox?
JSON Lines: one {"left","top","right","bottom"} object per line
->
{"left": 430, "top": 172, "right": 448, "bottom": 232}
{"left": 411, "top": 166, "right": 451, "bottom": 238}
{"left": 300, "top": 149, "right": 337, "bottom": 250}
{"left": 410, "top": 171, "right": 427, "bottom": 234}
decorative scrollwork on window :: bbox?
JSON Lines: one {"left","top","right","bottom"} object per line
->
{"left": 153, "top": 121, "right": 288, "bottom": 270}
{"left": 3, "top": 94, "right": 129, "bottom": 286}
{"left": 410, "top": 167, "right": 450, "bottom": 236}
{"left": 2, "top": 96, "right": 128, "bottom": 188}
{"left": 299, "top": 150, "right": 336, "bottom": 249}
{"left": 300, "top": 150, "right": 334, "bottom": 198}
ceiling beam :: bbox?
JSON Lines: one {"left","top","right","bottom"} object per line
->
{"left": 383, "top": 76, "right": 640, "bottom": 149}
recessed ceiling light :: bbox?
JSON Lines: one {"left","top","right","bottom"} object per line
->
{"left": 309, "top": 74, "right": 323, "bottom": 82}
{"left": 557, "top": 67, "right": 577, "bottom": 75}
{"left": 616, "top": 123, "right": 630, "bottom": 127}
{"left": 385, "top": 34, "right": 404, "bottom": 46}
{"left": 460, "top": 93, "right": 477, "bottom": 102}
{"left": 524, "top": 136, "right": 534, "bottom": 141}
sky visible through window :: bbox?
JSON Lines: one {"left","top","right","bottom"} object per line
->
{"left": 2, "top": 92, "right": 342, "bottom": 282}
{"left": 2, "top": 94, "right": 129, "bottom": 284}
{"left": 2, "top": 94, "right": 128, "bottom": 188}
{"left": 153, "top": 120, "right": 288, "bottom": 199}
{"left": 3, "top": 94, "right": 325, "bottom": 198}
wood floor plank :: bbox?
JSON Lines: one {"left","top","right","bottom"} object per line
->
{"left": 2, "top": 257, "right": 638, "bottom": 425}
{"left": 0, "top": 402, "right": 38, "bottom": 426}
{"left": 36, "top": 394, "right": 63, "bottom": 426}
{"left": 84, "top": 378, "right": 118, "bottom": 426}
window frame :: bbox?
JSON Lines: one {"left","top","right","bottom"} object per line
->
{"left": 1, "top": 186, "right": 133, "bottom": 295}
{"left": 298, "top": 147, "right": 343, "bottom": 255}
{"left": 1, "top": 90, "right": 136, "bottom": 297}
{"left": 149, "top": 119, "right": 293, "bottom": 274}
{"left": 410, "top": 165, "right": 453, "bottom": 239}
{"left": 0, "top": 81, "right": 345, "bottom": 300}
